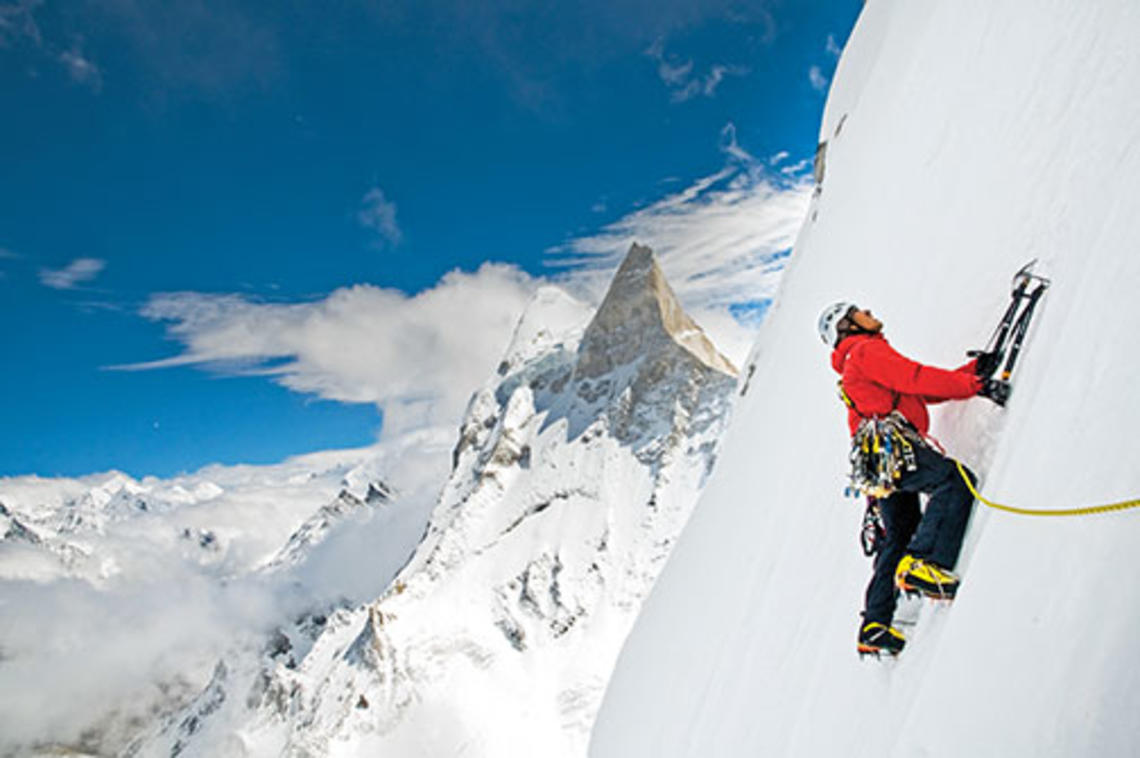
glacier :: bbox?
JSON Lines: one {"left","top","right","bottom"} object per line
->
{"left": 591, "top": 1, "right": 1140, "bottom": 756}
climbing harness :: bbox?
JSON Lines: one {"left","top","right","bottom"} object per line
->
{"left": 955, "top": 460, "right": 1140, "bottom": 517}
{"left": 846, "top": 411, "right": 924, "bottom": 498}
{"left": 839, "top": 379, "right": 926, "bottom": 499}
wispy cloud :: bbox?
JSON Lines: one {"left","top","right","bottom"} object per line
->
{"left": 0, "top": 0, "right": 42, "bottom": 48}
{"left": 645, "top": 38, "right": 747, "bottom": 104}
{"left": 780, "top": 157, "right": 812, "bottom": 176}
{"left": 1, "top": 0, "right": 105, "bottom": 93}
{"left": 826, "top": 34, "right": 843, "bottom": 58}
{"left": 358, "top": 187, "right": 402, "bottom": 247}
{"left": 59, "top": 42, "right": 103, "bottom": 92}
{"left": 0, "top": 246, "right": 17, "bottom": 280}
{"left": 718, "top": 122, "right": 755, "bottom": 163}
{"left": 113, "top": 265, "right": 538, "bottom": 435}
{"left": 399, "top": 1, "right": 774, "bottom": 113}
{"left": 808, "top": 64, "right": 828, "bottom": 93}
{"left": 39, "top": 258, "right": 107, "bottom": 290}
{"left": 548, "top": 125, "right": 814, "bottom": 361}
{"left": 86, "top": 1, "right": 280, "bottom": 98}
{"left": 3, "top": 0, "right": 284, "bottom": 99}
{"left": 808, "top": 33, "right": 845, "bottom": 96}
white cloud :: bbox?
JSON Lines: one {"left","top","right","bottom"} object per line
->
{"left": 701, "top": 65, "right": 732, "bottom": 96}
{"left": 809, "top": 65, "right": 828, "bottom": 92}
{"left": 0, "top": 0, "right": 43, "bottom": 48}
{"left": 1, "top": 2, "right": 105, "bottom": 93}
{"left": 827, "top": 34, "right": 843, "bottom": 58}
{"left": 357, "top": 187, "right": 402, "bottom": 246}
{"left": 781, "top": 157, "right": 812, "bottom": 176}
{"left": 646, "top": 38, "right": 693, "bottom": 86}
{"left": 719, "top": 122, "right": 755, "bottom": 164}
{"left": 39, "top": 257, "right": 106, "bottom": 289}
{"left": 114, "top": 264, "right": 539, "bottom": 435}
{"left": 0, "top": 434, "right": 452, "bottom": 753}
{"left": 768, "top": 150, "right": 790, "bottom": 166}
{"left": 645, "top": 38, "right": 747, "bottom": 104}
{"left": 59, "top": 43, "right": 103, "bottom": 91}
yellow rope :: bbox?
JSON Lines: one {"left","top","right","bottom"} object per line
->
{"left": 955, "top": 460, "right": 1140, "bottom": 517}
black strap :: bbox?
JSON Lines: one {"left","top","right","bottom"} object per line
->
{"left": 838, "top": 378, "right": 899, "bottom": 421}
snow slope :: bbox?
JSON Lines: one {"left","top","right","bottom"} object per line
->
{"left": 591, "top": 2, "right": 1140, "bottom": 756}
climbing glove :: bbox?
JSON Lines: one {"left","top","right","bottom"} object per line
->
{"left": 978, "top": 378, "right": 1010, "bottom": 407}
{"left": 969, "top": 349, "right": 1002, "bottom": 379}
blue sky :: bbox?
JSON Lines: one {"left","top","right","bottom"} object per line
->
{"left": 0, "top": 0, "right": 861, "bottom": 478}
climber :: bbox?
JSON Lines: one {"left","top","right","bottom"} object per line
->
{"left": 818, "top": 302, "right": 1002, "bottom": 657}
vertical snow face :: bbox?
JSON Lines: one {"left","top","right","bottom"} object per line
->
{"left": 174, "top": 244, "right": 737, "bottom": 757}
{"left": 592, "top": 2, "right": 1140, "bottom": 758}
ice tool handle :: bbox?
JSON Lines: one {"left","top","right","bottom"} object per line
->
{"left": 998, "top": 278, "right": 1047, "bottom": 382}
{"left": 969, "top": 261, "right": 1050, "bottom": 400}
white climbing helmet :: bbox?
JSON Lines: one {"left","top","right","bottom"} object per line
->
{"left": 818, "top": 301, "right": 856, "bottom": 347}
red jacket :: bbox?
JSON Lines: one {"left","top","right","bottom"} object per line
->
{"left": 831, "top": 333, "right": 981, "bottom": 436}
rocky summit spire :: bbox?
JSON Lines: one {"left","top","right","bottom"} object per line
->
{"left": 576, "top": 243, "right": 737, "bottom": 379}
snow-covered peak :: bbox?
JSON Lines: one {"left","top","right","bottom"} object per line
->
{"left": 86, "top": 471, "right": 147, "bottom": 506}
{"left": 260, "top": 481, "right": 394, "bottom": 572}
{"left": 577, "top": 243, "right": 737, "bottom": 379}
{"left": 500, "top": 285, "right": 594, "bottom": 371}
{"left": 145, "top": 259, "right": 738, "bottom": 757}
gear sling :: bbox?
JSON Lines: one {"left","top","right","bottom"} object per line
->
{"left": 838, "top": 380, "right": 925, "bottom": 500}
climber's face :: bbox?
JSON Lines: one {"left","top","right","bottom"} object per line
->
{"left": 847, "top": 307, "right": 883, "bottom": 334}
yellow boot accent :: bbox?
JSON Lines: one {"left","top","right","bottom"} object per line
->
{"left": 895, "top": 554, "right": 959, "bottom": 599}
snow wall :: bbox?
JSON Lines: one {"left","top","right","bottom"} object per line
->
{"left": 590, "top": 2, "right": 1140, "bottom": 756}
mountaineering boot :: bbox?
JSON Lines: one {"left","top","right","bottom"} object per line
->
{"left": 895, "top": 554, "right": 959, "bottom": 600}
{"left": 857, "top": 621, "right": 906, "bottom": 657}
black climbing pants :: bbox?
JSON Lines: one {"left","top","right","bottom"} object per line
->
{"left": 863, "top": 444, "right": 976, "bottom": 625}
